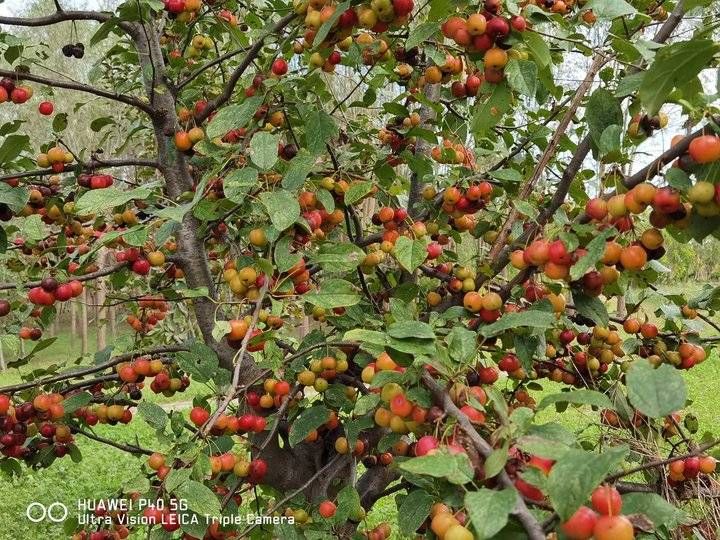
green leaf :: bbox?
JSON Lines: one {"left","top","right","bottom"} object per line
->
{"left": 335, "top": 484, "right": 362, "bottom": 523}
{"left": 480, "top": 311, "right": 556, "bottom": 337}
{"left": 665, "top": 168, "right": 692, "bottom": 192}
{"left": 570, "top": 229, "right": 614, "bottom": 281}
{"left": 615, "top": 71, "right": 645, "bottom": 98}
{"left": 0, "top": 183, "right": 28, "bottom": 213}
{"left": 523, "top": 31, "right": 551, "bottom": 67}
{"left": 484, "top": 446, "right": 508, "bottom": 479}
{"left": 585, "top": 89, "right": 623, "bottom": 154}
{"left": 206, "top": 95, "right": 263, "bottom": 139}
{"left": 19, "top": 214, "right": 45, "bottom": 242}
{"left": 62, "top": 392, "right": 92, "bottom": 414}
{"left": 259, "top": 190, "right": 300, "bottom": 231}
{"left": 406, "top": 22, "right": 440, "bottom": 50}
{"left": 75, "top": 186, "right": 153, "bottom": 214}
{"left": 316, "top": 188, "right": 335, "bottom": 212}
{"left": 176, "top": 343, "right": 219, "bottom": 383}
{"left": 0, "top": 134, "right": 30, "bottom": 166}
{"left": 288, "top": 404, "right": 330, "bottom": 447}
{"left": 538, "top": 389, "right": 614, "bottom": 410}
{"left": 583, "top": 0, "right": 636, "bottom": 19}
{"left": 273, "top": 235, "right": 302, "bottom": 274}
{"left": 282, "top": 150, "right": 315, "bottom": 191}
{"left": 547, "top": 446, "right": 628, "bottom": 520}
{"left": 0, "top": 335, "right": 21, "bottom": 358}
{"left": 52, "top": 113, "right": 68, "bottom": 133}
{"left": 249, "top": 131, "right": 280, "bottom": 170}
{"left": 573, "top": 293, "right": 609, "bottom": 326}
{"left": 429, "top": 0, "right": 451, "bottom": 19}
{"left": 354, "top": 394, "right": 381, "bottom": 416}
{"left": 626, "top": 360, "right": 687, "bottom": 418}
{"left": 517, "top": 435, "right": 572, "bottom": 459}
{"left": 90, "top": 117, "right": 115, "bottom": 132}
{"left": 122, "top": 474, "right": 150, "bottom": 494}
{"left": 399, "top": 450, "right": 474, "bottom": 485}
{"left": 304, "top": 279, "right": 361, "bottom": 308}
{"left": 622, "top": 493, "right": 689, "bottom": 528}
{"left": 639, "top": 39, "right": 720, "bottom": 115}
{"left": 223, "top": 168, "right": 258, "bottom": 203}
{"left": 446, "top": 326, "right": 477, "bottom": 364}
{"left": 165, "top": 468, "right": 192, "bottom": 492}
{"left": 387, "top": 321, "right": 435, "bottom": 340}
{"left": 304, "top": 109, "right": 338, "bottom": 155}
{"left": 598, "top": 125, "right": 622, "bottom": 158}
{"left": 137, "top": 402, "right": 168, "bottom": 430}
{"left": 313, "top": 0, "right": 351, "bottom": 47}
{"left": 394, "top": 236, "right": 428, "bottom": 272}
{"left": 505, "top": 59, "right": 538, "bottom": 97}
{"left": 344, "top": 181, "right": 373, "bottom": 206}
{"left": 311, "top": 243, "right": 365, "bottom": 273}
{"left": 489, "top": 168, "right": 523, "bottom": 183}
{"left": 465, "top": 489, "right": 518, "bottom": 539}
{"left": 472, "top": 82, "right": 511, "bottom": 137}
{"left": 174, "top": 480, "right": 221, "bottom": 518}
{"left": 397, "top": 490, "right": 434, "bottom": 536}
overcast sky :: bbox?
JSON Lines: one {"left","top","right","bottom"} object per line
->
{"left": 0, "top": 0, "right": 28, "bottom": 16}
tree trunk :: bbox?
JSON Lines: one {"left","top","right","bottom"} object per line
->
{"left": 70, "top": 299, "right": 77, "bottom": 352}
{"left": 81, "top": 288, "right": 88, "bottom": 355}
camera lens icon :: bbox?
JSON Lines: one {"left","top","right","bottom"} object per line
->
{"left": 26, "top": 502, "right": 68, "bottom": 523}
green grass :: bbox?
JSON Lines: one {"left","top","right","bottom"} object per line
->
{"left": 0, "top": 289, "right": 718, "bottom": 539}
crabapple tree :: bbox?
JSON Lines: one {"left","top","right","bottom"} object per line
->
{"left": 1, "top": 0, "right": 720, "bottom": 538}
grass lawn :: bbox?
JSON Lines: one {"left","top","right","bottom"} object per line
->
{"left": 0, "top": 287, "right": 718, "bottom": 539}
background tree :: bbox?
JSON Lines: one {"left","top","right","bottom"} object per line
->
{"left": 1, "top": 0, "right": 720, "bottom": 539}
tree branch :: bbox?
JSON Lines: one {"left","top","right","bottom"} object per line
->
{"left": 72, "top": 426, "right": 154, "bottom": 456}
{"left": 194, "top": 13, "right": 296, "bottom": 124}
{"left": 422, "top": 373, "right": 546, "bottom": 540}
{"left": 0, "top": 157, "right": 161, "bottom": 182}
{"left": 0, "top": 68, "right": 155, "bottom": 116}
{"left": 0, "top": 262, "right": 127, "bottom": 291}
{"left": 605, "top": 439, "right": 720, "bottom": 482}
{"left": 0, "top": 344, "right": 188, "bottom": 394}
{"left": 0, "top": 10, "right": 112, "bottom": 26}
{"left": 484, "top": 53, "right": 607, "bottom": 266}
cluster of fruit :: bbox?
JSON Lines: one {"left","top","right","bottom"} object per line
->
{"left": 77, "top": 173, "right": 114, "bottom": 190}
{"left": 28, "top": 277, "right": 84, "bottom": 306}
{"left": 0, "top": 393, "right": 72, "bottom": 460}
{"left": 298, "top": 189, "right": 346, "bottom": 240}
{"left": 174, "top": 126, "right": 205, "bottom": 152}
{"left": 427, "top": 503, "right": 474, "bottom": 540}
{"left": 0, "top": 77, "right": 32, "bottom": 104}
{"left": 561, "top": 485, "right": 636, "bottom": 540}
{"left": 296, "top": 355, "right": 350, "bottom": 394}
{"left": 76, "top": 403, "right": 133, "bottom": 426}
{"left": 71, "top": 524, "right": 129, "bottom": 540}
{"left": 207, "top": 452, "right": 267, "bottom": 484}
{"left": 36, "top": 144, "right": 74, "bottom": 173}
{"left": 624, "top": 317, "right": 708, "bottom": 370}
{"left": 185, "top": 34, "right": 214, "bottom": 58}
{"left": 430, "top": 139, "right": 476, "bottom": 167}
{"left": 222, "top": 263, "right": 266, "bottom": 302}
{"left": 115, "top": 247, "right": 167, "bottom": 276}
{"left": 162, "top": 0, "right": 202, "bottom": 19}
{"left": 125, "top": 296, "right": 170, "bottom": 334}
{"left": 667, "top": 454, "right": 716, "bottom": 484}
{"left": 189, "top": 405, "right": 268, "bottom": 436}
